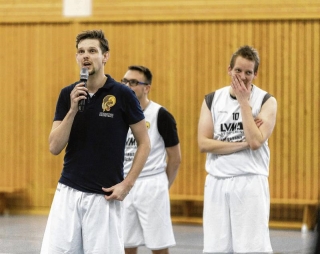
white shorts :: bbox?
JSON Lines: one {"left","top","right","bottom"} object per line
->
{"left": 41, "top": 183, "right": 124, "bottom": 254}
{"left": 203, "top": 174, "right": 273, "bottom": 253}
{"left": 123, "top": 172, "right": 176, "bottom": 250}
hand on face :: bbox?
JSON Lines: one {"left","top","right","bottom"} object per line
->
{"left": 228, "top": 56, "right": 256, "bottom": 103}
{"left": 231, "top": 74, "right": 251, "bottom": 103}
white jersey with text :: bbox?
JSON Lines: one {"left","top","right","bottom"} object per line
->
{"left": 124, "top": 101, "right": 166, "bottom": 177}
{"left": 206, "top": 85, "right": 270, "bottom": 177}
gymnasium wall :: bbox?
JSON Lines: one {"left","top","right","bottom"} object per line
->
{"left": 0, "top": 0, "right": 319, "bottom": 214}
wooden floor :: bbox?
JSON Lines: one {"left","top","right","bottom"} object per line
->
{"left": 0, "top": 215, "right": 318, "bottom": 254}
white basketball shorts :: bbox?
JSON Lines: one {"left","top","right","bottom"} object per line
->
{"left": 40, "top": 183, "right": 124, "bottom": 254}
{"left": 123, "top": 172, "right": 176, "bottom": 250}
{"left": 203, "top": 174, "right": 273, "bottom": 253}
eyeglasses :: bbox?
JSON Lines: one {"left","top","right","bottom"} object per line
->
{"left": 121, "top": 78, "right": 149, "bottom": 87}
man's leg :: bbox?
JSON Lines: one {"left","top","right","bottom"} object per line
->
{"left": 125, "top": 247, "right": 138, "bottom": 254}
{"left": 203, "top": 175, "right": 233, "bottom": 253}
{"left": 41, "top": 183, "right": 83, "bottom": 254}
{"left": 230, "top": 175, "right": 272, "bottom": 253}
{"left": 152, "top": 248, "right": 169, "bottom": 254}
{"left": 138, "top": 173, "right": 176, "bottom": 250}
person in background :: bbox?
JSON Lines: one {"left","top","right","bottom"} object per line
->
{"left": 121, "top": 65, "right": 181, "bottom": 254}
{"left": 198, "top": 45, "right": 277, "bottom": 253}
{"left": 41, "top": 30, "right": 150, "bottom": 254}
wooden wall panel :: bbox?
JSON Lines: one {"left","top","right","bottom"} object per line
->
{"left": 0, "top": 0, "right": 319, "bottom": 21}
{"left": 0, "top": 3, "right": 319, "bottom": 213}
{"left": 80, "top": 20, "right": 319, "bottom": 201}
{"left": 0, "top": 22, "right": 78, "bottom": 210}
{"left": 312, "top": 21, "right": 320, "bottom": 200}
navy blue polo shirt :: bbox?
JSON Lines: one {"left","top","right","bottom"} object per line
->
{"left": 53, "top": 75, "right": 144, "bottom": 194}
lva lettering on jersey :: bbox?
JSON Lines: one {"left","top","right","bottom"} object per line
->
{"left": 220, "top": 122, "right": 244, "bottom": 132}
{"left": 126, "top": 137, "right": 137, "bottom": 146}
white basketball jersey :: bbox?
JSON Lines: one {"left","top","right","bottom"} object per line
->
{"left": 124, "top": 101, "right": 167, "bottom": 177}
{"left": 206, "top": 85, "right": 271, "bottom": 177}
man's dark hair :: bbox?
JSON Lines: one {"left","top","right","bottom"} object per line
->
{"left": 128, "top": 65, "right": 153, "bottom": 84}
{"left": 76, "top": 30, "right": 109, "bottom": 53}
{"left": 229, "top": 45, "right": 260, "bottom": 73}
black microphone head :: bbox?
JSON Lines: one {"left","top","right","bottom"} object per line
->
{"left": 80, "top": 67, "right": 89, "bottom": 81}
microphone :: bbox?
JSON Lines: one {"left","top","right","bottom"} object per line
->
{"left": 78, "top": 67, "right": 89, "bottom": 112}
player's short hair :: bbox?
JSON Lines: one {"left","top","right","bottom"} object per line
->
{"left": 76, "top": 30, "right": 109, "bottom": 53}
{"left": 230, "top": 45, "right": 260, "bottom": 73}
{"left": 128, "top": 65, "right": 153, "bottom": 84}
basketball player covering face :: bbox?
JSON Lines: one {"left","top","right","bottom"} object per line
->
{"left": 198, "top": 45, "right": 277, "bottom": 253}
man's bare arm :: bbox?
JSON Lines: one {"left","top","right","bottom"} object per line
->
{"left": 198, "top": 100, "right": 249, "bottom": 155}
{"left": 165, "top": 144, "right": 181, "bottom": 188}
{"left": 103, "top": 119, "right": 150, "bottom": 201}
{"left": 49, "top": 83, "right": 88, "bottom": 155}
